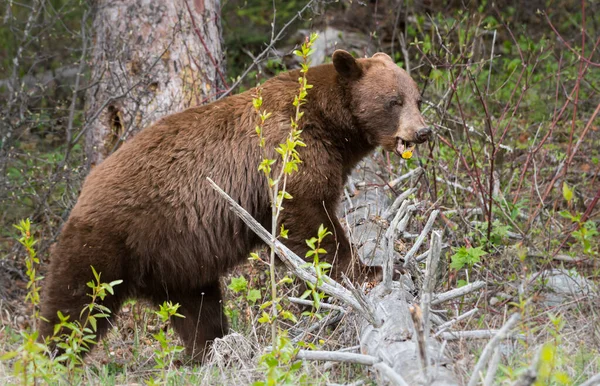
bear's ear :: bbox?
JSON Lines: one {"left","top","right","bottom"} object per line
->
{"left": 333, "top": 50, "right": 362, "bottom": 80}
{"left": 373, "top": 52, "right": 393, "bottom": 62}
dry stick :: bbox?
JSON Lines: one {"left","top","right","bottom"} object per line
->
{"left": 207, "top": 178, "right": 380, "bottom": 325}
{"left": 341, "top": 275, "right": 382, "bottom": 328}
{"left": 296, "top": 350, "right": 379, "bottom": 365}
{"left": 382, "top": 187, "right": 416, "bottom": 220}
{"left": 580, "top": 373, "right": 600, "bottom": 386}
{"left": 292, "top": 311, "right": 344, "bottom": 344}
{"left": 403, "top": 210, "right": 439, "bottom": 267}
{"left": 431, "top": 281, "right": 486, "bottom": 306}
{"left": 287, "top": 297, "right": 346, "bottom": 313}
{"left": 383, "top": 200, "right": 412, "bottom": 289}
{"left": 296, "top": 351, "right": 410, "bottom": 386}
{"left": 434, "top": 308, "right": 479, "bottom": 337}
{"left": 410, "top": 305, "right": 428, "bottom": 380}
{"left": 440, "top": 330, "right": 524, "bottom": 341}
{"left": 387, "top": 168, "right": 422, "bottom": 190}
{"left": 373, "top": 362, "right": 411, "bottom": 386}
{"left": 415, "top": 243, "right": 449, "bottom": 263}
{"left": 421, "top": 231, "right": 442, "bottom": 345}
{"left": 467, "top": 313, "right": 521, "bottom": 386}
{"left": 483, "top": 348, "right": 501, "bottom": 386}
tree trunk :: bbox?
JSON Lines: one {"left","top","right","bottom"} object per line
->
{"left": 84, "top": 0, "right": 225, "bottom": 168}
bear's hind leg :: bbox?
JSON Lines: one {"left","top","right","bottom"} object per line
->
{"left": 39, "top": 270, "right": 125, "bottom": 356}
{"left": 167, "top": 282, "right": 228, "bottom": 363}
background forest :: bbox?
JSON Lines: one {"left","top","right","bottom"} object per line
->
{"left": 0, "top": 0, "right": 599, "bottom": 385}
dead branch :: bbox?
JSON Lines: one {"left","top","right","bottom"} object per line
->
{"left": 580, "top": 373, "right": 600, "bottom": 386}
{"left": 403, "top": 209, "right": 439, "bottom": 267}
{"left": 440, "top": 330, "right": 524, "bottom": 341}
{"left": 467, "top": 313, "right": 521, "bottom": 386}
{"left": 435, "top": 308, "right": 479, "bottom": 336}
{"left": 287, "top": 297, "right": 346, "bottom": 313}
{"left": 207, "top": 177, "right": 379, "bottom": 322}
{"left": 432, "top": 281, "right": 486, "bottom": 306}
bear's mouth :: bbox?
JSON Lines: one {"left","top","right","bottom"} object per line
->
{"left": 395, "top": 139, "right": 415, "bottom": 156}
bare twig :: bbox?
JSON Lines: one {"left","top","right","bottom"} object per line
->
{"left": 341, "top": 274, "right": 383, "bottom": 328}
{"left": 580, "top": 373, "right": 600, "bottom": 386}
{"left": 410, "top": 305, "right": 428, "bottom": 380}
{"left": 382, "top": 187, "right": 416, "bottom": 220}
{"left": 219, "top": 0, "right": 318, "bottom": 98}
{"left": 483, "top": 348, "right": 501, "bottom": 386}
{"left": 403, "top": 210, "right": 439, "bottom": 267}
{"left": 373, "top": 362, "right": 411, "bottom": 386}
{"left": 388, "top": 169, "right": 423, "bottom": 190}
{"left": 435, "top": 308, "right": 479, "bottom": 336}
{"left": 431, "top": 281, "right": 486, "bottom": 306}
{"left": 296, "top": 350, "right": 410, "bottom": 386}
{"left": 296, "top": 350, "right": 379, "bottom": 365}
{"left": 440, "top": 329, "right": 523, "bottom": 341}
{"left": 383, "top": 200, "right": 412, "bottom": 288}
{"left": 467, "top": 313, "right": 521, "bottom": 386}
{"left": 421, "top": 231, "right": 442, "bottom": 341}
{"left": 287, "top": 297, "right": 346, "bottom": 313}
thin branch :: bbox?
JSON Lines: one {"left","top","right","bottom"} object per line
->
{"left": 296, "top": 350, "right": 379, "bottom": 365}
{"left": 440, "top": 329, "right": 523, "bottom": 341}
{"left": 467, "top": 313, "right": 521, "bottom": 386}
{"left": 410, "top": 305, "right": 428, "bottom": 380}
{"left": 373, "top": 362, "right": 411, "bottom": 386}
{"left": 219, "top": 0, "right": 318, "bottom": 98}
{"left": 483, "top": 348, "right": 501, "bottom": 386}
{"left": 435, "top": 308, "right": 479, "bottom": 336}
{"left": 403, "top": 210, "right": 439, "bottom": 267}
{"left": 580, "top": 373, "right": 600, "bottom": 386}
{"left": 296, "top": 350, "right": 410, "bottom": 386}
{"left": 431, "top": 281, "right": 486, "bottom": 306}
{"left": 421, "top": 230, "right": 442, "bottom": 343}
{"left": 287, "top": 297, "right": 346, "bottom": 313}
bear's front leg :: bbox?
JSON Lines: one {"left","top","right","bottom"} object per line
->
{"left": 165, "top": 282, "right": 228, "bottom": 363}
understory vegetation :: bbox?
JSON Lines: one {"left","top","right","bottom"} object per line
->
{"left": 1, "top": 0, "right": 599, "bottom": 385}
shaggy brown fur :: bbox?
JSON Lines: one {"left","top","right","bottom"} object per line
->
{"left": 39, "top": 51, "right": 431, "bottom": 361}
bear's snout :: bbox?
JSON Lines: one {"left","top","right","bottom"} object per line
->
{"left": 415, "top": 127, "right": 432, "bottom": 143}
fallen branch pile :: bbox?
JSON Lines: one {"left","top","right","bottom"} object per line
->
{"left": 208, "top": 156, "right": 525, "bottom": 385}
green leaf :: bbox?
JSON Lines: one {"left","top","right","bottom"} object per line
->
{"left": 281, "top": 310, "right": 298, "bottom": 323}
{"left": 247, "top": 289, "right": 261, "bottom": 304}
{"left": 228, "top": 276, "right": 248, "bottom": 293}
{"left": 280, "top": 224, "right": 289, "bottom": 239}
{"left": 0, "top": 351, "right": 18, "bottom": 360}
{"left": 258, "top": 311, "right": 271, "bottom": 324}
{"left": 562, "top": 182, "right": 573, "bottom": 202}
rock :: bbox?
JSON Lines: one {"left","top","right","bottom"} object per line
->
{"left": 539, "top": 268, "right": 597, "bottom": 307}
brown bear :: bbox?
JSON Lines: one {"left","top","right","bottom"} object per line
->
{"left": 39, "top": 50, "right": 431, "bottom": 361}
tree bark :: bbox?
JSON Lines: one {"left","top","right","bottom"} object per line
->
{"left": 84, "top": 0, "right": 225, "bottom": 168}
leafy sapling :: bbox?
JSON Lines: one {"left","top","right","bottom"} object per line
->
{"left": 300, "top": 224, "right": 332, "bottom": 319}
{"left": 450, "top": 245, "right": 487, "bottom": 286}
{"left": 149, "top": 301, "right": 185, "bottom": 385}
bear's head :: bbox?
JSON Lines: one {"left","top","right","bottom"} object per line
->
{"left": 333, "top": 50, "right": 432, "bottom": 155}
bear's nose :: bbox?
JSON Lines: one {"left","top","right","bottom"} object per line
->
{"left": 415, "top": 127, "right": 432, "bottom": 143}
